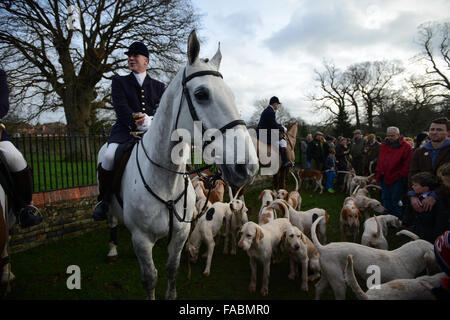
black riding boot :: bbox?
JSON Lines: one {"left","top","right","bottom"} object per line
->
{"left": 10, "top": 166, "right": 43, "bottom": 228}
{"left": 92, "top": 164, "right": 115, "bottom": 221}
{"left": 280, "top": 147, "right": 294, "bottom": 168}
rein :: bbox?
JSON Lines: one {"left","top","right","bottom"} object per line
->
{"left": 135, "top": 67, "right": 246, "bottom": 243}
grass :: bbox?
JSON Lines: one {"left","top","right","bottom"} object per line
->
{"left": 4, "top": 174, "right": 410, "bottom": 300}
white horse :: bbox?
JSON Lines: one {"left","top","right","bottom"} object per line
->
{"left": 0, "top": 183, "right": 16, "bottom": 289}
{"left": 97, "top": 30, "right": 259, "bottom": 300}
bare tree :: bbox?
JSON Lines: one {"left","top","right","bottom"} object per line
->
{"left": 309, "top": 61, "right": 353, "bottom": 137}
{"left": 0, "top": 0, "right": 199, "bottom": 135}
{"left": 346, "top": 60, "right": 404, "bottom": 131}
{"left": 415, "top": 22, "right": 450, "bottom": 100}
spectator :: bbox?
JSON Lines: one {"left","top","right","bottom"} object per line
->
{"left": 324, "top": 149, "right": 337, "bottom": 193}
{"left": 405, "top": 137, "right": 415, "bottom": 148}
{"left": 350, "top": 129, "right": 365, "bottom": 175}
{"left": 430, "top": 231, "right": 450, "bottom": 300}
{"left": 335, "top": 137, "right": 350, "bottom": 189}
{"left": 307, "top": 131, "right": 325, "bottom": 171}
{"left": 363, "top": 133, "right": 380, "bottom": 176}
{"left": 414, "top": 131, "right": 429, "bottom": 150}
{"left": 300, "top": 133, "right": 312, "bottom": 169}
{"left": 402, "top": 172, "right": 449, "bottom": 244}
{"left": 376, "top": 126, "right": 413, "bottom": 217}
{"left": 409, "top": 117, "right": 450, "bottom": 216}
{"left": 437, "top": 162, "right": 450, "bottom": 229}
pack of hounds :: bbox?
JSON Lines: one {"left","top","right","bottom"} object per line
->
{"left": 187, "top": 168, "right": 445, "bottom": 300}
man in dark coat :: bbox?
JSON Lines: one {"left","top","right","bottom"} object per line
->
{"left": 0, "top": 69, "right": 43, "bottom": 228}
{"left": 256, "top": 96, "right": 293, "bottom": 168}
{"left": 92, "top": 42, "right": 166, "bottom": 220}
{"left": 307, "top": 132, "right": 325, "bottom": 170}
{"left": 408, "top": 117, "right": 450, "bottom": 217}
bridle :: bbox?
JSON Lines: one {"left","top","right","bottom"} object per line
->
{"left": 135, "top": 66, "right": 246, "bottom": 243}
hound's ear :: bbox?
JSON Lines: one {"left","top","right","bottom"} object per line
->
{"left": 258, "top": 191, "right": 264, "bottom": 200}
{"left": 281, "top": 231, "right": 286, "bottom": 243}
{"left": 341, "top": 208, "right": 349, "bottom": 220}
{"left": 270, "top": 191, "right": 276, "bottom": 198}
{"left": 357, "top": 209, "right": 363, "bottom": 221}
{"left": 187, "top": 30, "right": 200, "bottom": 65}
{"left": 255, "top": 226, "right": 264, "bottom": 244}
{"left": 210, "top": 42, "right": 222, "bottom": 70}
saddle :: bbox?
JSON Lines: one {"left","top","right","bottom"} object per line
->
{"left": 110, "top": 139, "right": 137, "bottom": 202}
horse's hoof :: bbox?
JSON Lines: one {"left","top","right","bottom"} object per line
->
{"left": 203, "top": 271, "right": 210, "bottom": 277}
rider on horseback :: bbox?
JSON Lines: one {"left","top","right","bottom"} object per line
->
{"left": 257, "top": 96, "right": 294, "bottom": 168}
{"left": 0, "top": 69, "right": 43, "bottom": 228}
{"left": 92, "top": 42, "right": 166, "bottom": 221}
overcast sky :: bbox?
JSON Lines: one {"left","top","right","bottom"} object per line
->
{"left": 188, "top": 0, "right": 450, "bottom": 124}
{"left": 41, "top": 0, "right": 450, "bottom": 125}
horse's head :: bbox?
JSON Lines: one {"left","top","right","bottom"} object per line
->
{"left": 174, "top": 31, "right": 259, "bottom": 187}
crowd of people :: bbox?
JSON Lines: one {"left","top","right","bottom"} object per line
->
{"left": 299, "top": 117, "right": 450, "bottom": 246}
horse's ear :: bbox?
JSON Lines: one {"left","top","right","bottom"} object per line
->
{"left": 187, "top": 30, "right": 200, "bottom": 65}
{"left": 210, "top": 42, "right": 222, "bottom": 70}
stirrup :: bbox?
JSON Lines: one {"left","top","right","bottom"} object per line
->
{"left": 18, "top": 205, "right": 43, "bottom": 228}
{"left": 92, "top": 201, "right": 108, "bottom": 221}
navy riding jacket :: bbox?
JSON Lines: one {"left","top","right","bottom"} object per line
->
{"left": 108, "top": 73, "right": 165, "bottom": 144}
{"left": 0, "top": 70, "right": 12, "bottom": 142}
{"left": 256, "top": 105, "right": 284, "bottom": 145}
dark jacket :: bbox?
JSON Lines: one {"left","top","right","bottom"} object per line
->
{"left": 335, "top": 144, "right": 349, "bottom": 170}
{"left": 307, "top": 139, "right": 325, "bottom": 163}
{"left": 256, "top": 105, "right": 284, "bottom": 145}
{"left": 324, "top": 155, "right": 336, "bottom": 171}
{"left": 0, "top": 69, "right": 12, "bottom": 142}
{"left": 408, "top": 139, "right": 450, "bottom": 200}
{"left": 403, "top": 191, "right": 449, "bottom": 244}
{"left": 109, "top": 73, "right": 165, "bottom": 144}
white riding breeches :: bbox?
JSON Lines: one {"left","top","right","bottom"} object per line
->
{"left": 279, "top": 138, "right": 287, "bottom": 148}
{"left": 0, "top": 141, "right": 27, "bottom": 172}
{"left": 101, "top": 143, "right": 119, "bottom": 171}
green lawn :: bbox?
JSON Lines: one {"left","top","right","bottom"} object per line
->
{"left": 4, "top": 174, "right": 409, "bottom": 300}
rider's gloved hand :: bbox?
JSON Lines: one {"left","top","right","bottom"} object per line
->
{"left": 137, "top": 114, "right": 153, "bottom": 131}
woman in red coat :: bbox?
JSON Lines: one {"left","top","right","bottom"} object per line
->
{"left": 376, "top": 127, "right": 413, "bottom": 217}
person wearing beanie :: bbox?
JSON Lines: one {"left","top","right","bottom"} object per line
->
{"left": 431, "top": 231, "right": 450, "bottom": 299}
{"left": 256, "top": 96, "right": 293, "bottom": 168}
{"left": 414, "top": 132, "right": 429, "bottom": 150}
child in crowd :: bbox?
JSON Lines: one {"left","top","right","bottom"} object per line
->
{"left": 403, "top": 172, "right": 449, "bottom": 244}
{"left": 431, "top": 231, "right": 450, "bottom": 300}
{"left": 324, "top": 149, "right": 336, "bottom": 193}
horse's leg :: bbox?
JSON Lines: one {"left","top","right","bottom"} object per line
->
{"left": 131, "top": 231, "right": 158, "bottom": 300}
{"left": 107, "top": 216, "right": 119, "bottom": 261}
{"left": 1, "top": 245, "right": 15, "bottom": 285}
{"left": 166, "top": 227, "right": 189, "bottom": 300}
{"left": 273, "top": 172, "right": 279, "bottom": 191}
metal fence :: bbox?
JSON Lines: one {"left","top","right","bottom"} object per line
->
{"left": 12, "top": 134, "right": 108, "bottom": 193}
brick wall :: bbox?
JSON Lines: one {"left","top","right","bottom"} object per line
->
{"left": 8, "top": 186, "right": 106, "bottom": 253}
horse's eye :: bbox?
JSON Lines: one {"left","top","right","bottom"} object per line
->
{"left": 194, "top": 87, "right": 210, "bottom": 101}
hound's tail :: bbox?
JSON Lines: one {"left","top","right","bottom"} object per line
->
{"left": 268, "top": 199, "right": 290, "bottom": 220}
{"left": 311, "top": 215, "right": 325, "bottom": 252}
{"left": 324, "top": 210, "right": 330, "bottom": 224}
{"left": 290, "top": 170, "right": 299, "bottom": 192}
{"left": 374, "top": 215, "right": 381, "bottom": 239}
{"left": 396, "top": 229, "right": 420, "bottom": 240}
{"left": 345, "top": 255, "right": 369, "bottom": 300}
